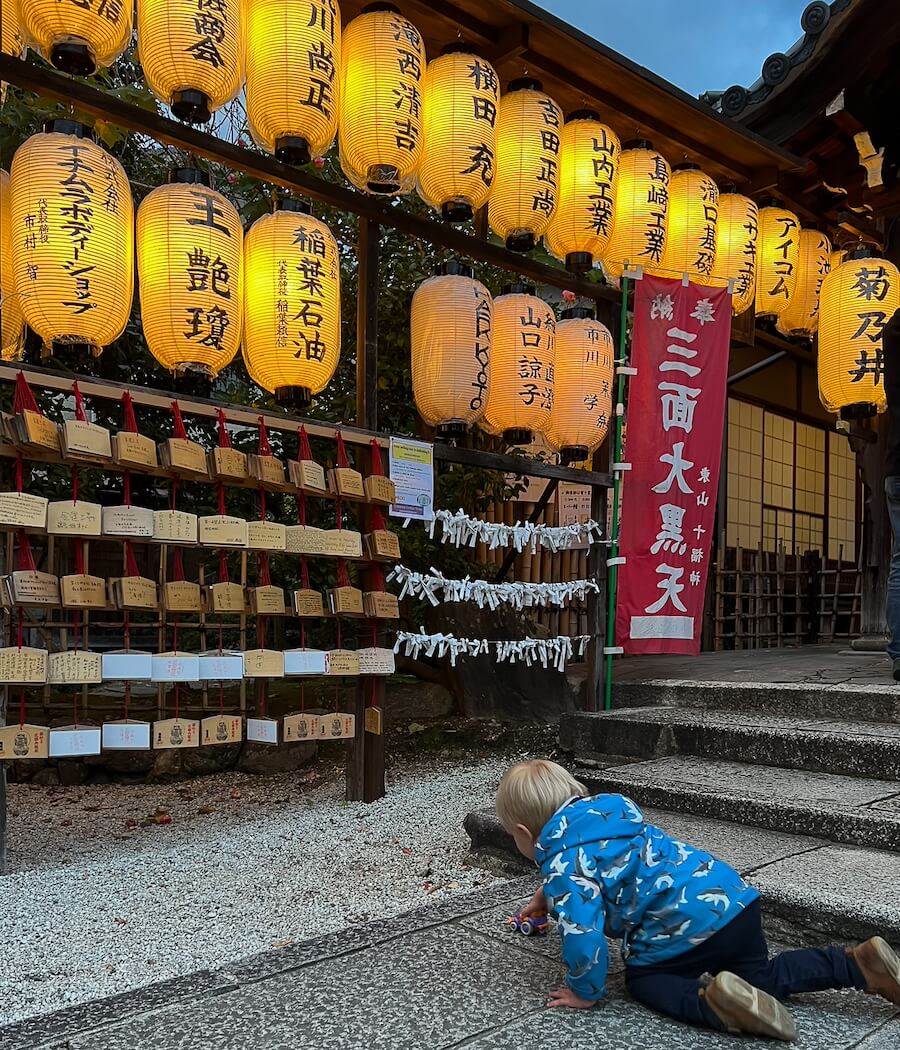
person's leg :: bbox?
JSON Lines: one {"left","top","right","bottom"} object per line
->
{"left": 884, "top": 477, "right": 900, "bottom": 670}
{"left": 625, "top": 968, "right": 722, "bottom": 1030}
{"left": 741, "top": 946, "right": 866, "bottom": 1000}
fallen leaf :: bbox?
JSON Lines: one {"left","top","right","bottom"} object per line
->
{"left": 197, "top": 805, "right": 216, "bottom": 816}
{"left": 114, "top": 917, "right": 128, "bottom": 926}
{"left": 60, "top": 819, "right": 72, "bottom": 827}
{"left": 272, "top": 938, "right": 294, "bottom": 949}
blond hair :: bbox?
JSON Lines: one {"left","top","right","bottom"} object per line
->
{"left": 496, "top": 759, "right": 588, "bottom": 835}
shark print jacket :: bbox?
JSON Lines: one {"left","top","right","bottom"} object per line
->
{"left": 535, "top": 793, "right": 759, "bottom": 1001}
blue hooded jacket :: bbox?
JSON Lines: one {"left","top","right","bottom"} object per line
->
{"left": 535, "top": 793, "right": 759, "bottom": 1001}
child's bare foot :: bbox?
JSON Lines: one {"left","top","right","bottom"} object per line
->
{"left": 849, "top": 937, "right": 900, "bottom": 1006}
{"left": 701, "top": 971, "right": 797, "bottom": 1042}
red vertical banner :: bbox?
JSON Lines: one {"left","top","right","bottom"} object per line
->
{"left": 616, "top": 275, "right": 732, "bottom": 654}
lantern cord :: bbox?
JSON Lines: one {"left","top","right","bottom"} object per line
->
{"left": 298, "top": 425, "right": 313, "bottom": 461}
{"left": 122, "top": 391, "right": 139, "bottom": 434}
{"left": 170, "top": 400, "right": 189, "bottom": 439}
{"left": 72, "top": 381, "right": 87, "bottom": 422}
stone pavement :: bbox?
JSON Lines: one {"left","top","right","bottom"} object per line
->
{"left": 2, "top": 878, "right": 897, "bottom": 1050}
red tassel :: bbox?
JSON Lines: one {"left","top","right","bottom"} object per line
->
{"left": 298, "top": 425, "right": 313, "bottom": 461}
{"left": 124, "top": 541, "right": 141, "bottom": 579}
{"left": 336, "top": 559, "right": 351, "bottom": 588}
{"left": 218, "top": 550, "right": 229, "bottom": 583}
{"left": 14, "top": 453, "right": 23, "bottom": 493}
{"left": 72, "top": 381, "right": 87, "bottom": 422}
{"left": 16, "top": 531, "right": 36, "bottom": 572}
{"left": 217, "top": 408, "right": 231, "bottom": 448}
{"left": 295, "top": 492, "right": 307, "bottom": 526}
{"left": 258, "top": 551, "right": 271, "bottom": 587}
{"left": 73, "top": 538, "right": 85, "bottom": 576}
{"left": 371, "top": 506, "right": 387, "bottom": 531}
{"left": 369, "top": 438, "right": 385, "bottom": 476}
{"left": 13, "top": 372, "right": 40, "bottom": 414}
{"left": 172, "top": 547, "right": 185, "bottom": 582}
{"left": 123, "top": 469, "right": 132, "bottom": 507}
{"left": 170, "top": 400, "right": 188, "bottom": 439}
{"left": 335, "top": 429, "right": 350, "bottom": 468}
{"left": 122, "top": 391, "right": 139, "bottom": 434}
{"left": 258, "top": 416, "right": 273, "bottom": 456}
{"left": 217, "top": 480, "right": 226, "bottom": 515}
{"left": 300, "top": 557, "right": 310, "bottom": 590}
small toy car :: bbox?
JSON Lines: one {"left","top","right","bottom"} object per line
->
{"left": 506, "top": 911, "right": 550, "bottom": 937}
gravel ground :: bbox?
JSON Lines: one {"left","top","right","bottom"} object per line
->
{"left": 1, "top": 751, "right": 519, "bottom": 1026}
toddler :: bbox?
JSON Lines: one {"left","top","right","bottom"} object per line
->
{"left": 496, "top": 759, "right": 900, "bottom": 1040}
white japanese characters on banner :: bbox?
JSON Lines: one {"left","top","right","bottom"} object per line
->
{"left": 616, "top": 275, "right": 732, "bottom": 654}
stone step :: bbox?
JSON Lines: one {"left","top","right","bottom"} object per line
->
{"left": 577, "top": 756, "right": 900, "bottom": 852}
{"left": 560, "top": 707, "right": 900, "bottom": 780}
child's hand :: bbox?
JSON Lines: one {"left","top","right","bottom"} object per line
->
{"left": 521, "top": 887, "right": 547, "bottom": 918}
{"left": 547, "top": 987, "right": 596, "bottom": 1010}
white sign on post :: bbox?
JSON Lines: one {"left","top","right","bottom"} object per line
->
{"left": 389, "top": 438, "right": 434, "bottom": 521}
{"left": 557, "top": 483, "right": 593, "bottom": 550}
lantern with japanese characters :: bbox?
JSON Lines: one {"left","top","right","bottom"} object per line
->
{"left": 10, "top": 122, "right": 134, "bottom": 357}
{"left": 19, "top": 0, "right": 131, "bottom": 75}
{"left": 651, "top": 165, "right": 718, "bottom": 282}
{"left": 755, "top": 200, "right": 800, "bottom": 319}
{"left": 603, "top": 142, "right": 670, "bottom": 279}
{"left": 488, "top": 79, "right": 562, "bottom": 252}
{"left": 544, "top": 309, "right": 613, "bottom": 464}
{"left": 831, "top": 248, "right": 847, "bottom": 273}
{"left": 245, "top": 0, "right": 341, "bottom": 163}
{"left": 411, "top": 262, "right": 491, "bottom": 438}
{"left": 543, "top": 111, "right": 620, "bottom": 273}
{"left": 1, "top": 0, "right": 25, "bottom": 103}
{"left": 138, "top": 0, "right": 243, "bottom": 123}
{"left": 339, "top": 4, "right": 425, "bottom": 195}
{"left": 243, "top": 199, "right": 341, "bottom": 407}
{"left": 776, "top": 229, "right": 831, "bottom": 338}
{"left": 137, "top": 169, "right": 243, "bottom": 378}
{"left": 417, "top": 47, "right": 499, "bottom": 222}
{"left": 818, "top": 249, "right": 900, "bottom": 419}
{"left": 709, "top": 190, "right": 758, "bottom": 316}
{"left": 484, "top": 284, "right": 555, "bottom": 444}
{"left": 1, "top": 169, "right": 23, "bottom": 360}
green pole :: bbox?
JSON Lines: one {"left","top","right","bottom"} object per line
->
{"left": 603, "top": 276, "right": 631, "bottom": 713}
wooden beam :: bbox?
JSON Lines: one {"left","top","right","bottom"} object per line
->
{"left": 435, "top": 443, "right": 612, "bottom": 488}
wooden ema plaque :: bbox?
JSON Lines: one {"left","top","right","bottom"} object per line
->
{"left": 283, "top": 712, "right": 320, "bottom": 742}
{"left": 102, "top": 719, "right": 152, "bottom": 750}
{"left": 163, "top": 580, "right": 202, "bottom": 613}
{"left": 243, "top": 649, "right": 285, "bottom": 678}
{"left": 15, "top": 410, "right": 60, "bottom": 452}
{"left": 318, "top": 712, "right": 356, "bottom": 740}
{"left": 198, "top": 651, "right": 244, "bottom": 680}
{"left": 101, "top": 651, "right": 153, "bottom": 680}
{"left": 152, "top": 652, "right": 200, "bottom": 682}
{"left": 285, "top": 525, "right": 327, "bottom": 557}
{"left": 0, "top": 723, "right": 49, "bottom": 760}
{"left": 59, "top": 419, "right": 112, "bottom": 462}
{"left": 48, "top": 650, "right": 102, "bottom": 684}
{"left": 247, "top": 717, "right": 279, "bottom": 744}
{"left": 201, "top": 714, "right": 243, "bottom": 745}
{"left": 365, "top": 706, "right": 384, "bottom": 736}
{"left": 249, "top": 585, "right": 286, "bottom": 616}
{"left": 111, "top": 576, "right": 158, "bottom": 611}
{"left": 288, "top": 459, "right": 327, "bottom": 494}
{"left": 49, "top": 725, "right": 102, "bottom": 758}
{"left": 364, "top": 591, "right": 400, "bottom": 620}
{"left": 113, "top": 431, "right": 158, "bottom": 469}
{"left": 325, "top": 649, "right": 360, "bottom": 677}
{"left": 248, "top": 454, "right": 286, "bottom": 488}
{"left": 153, "top": 717, "right": 200, "bottom": 750}
{"left": 159, "top": 437, "right": 208, "bottom": 477}
{"left": 153, "top": 510, "right": 199, "bottom": 545}
{"left": 365, "top": 529, "right": 401, "bottom": 562}
{"left": 205, "top": 581, "right": 245, "bottom": 613}
{"left": 61, "top": 574, "right": 107, "bottom": 609}
{"left": 9, "top": 571, "right": 60, "bottom": 607}
{"left": 357, "top": 647, "right": 396, "bottom": 676}
{"left": 292, "top": 589, "right": 326, "bottom": 618}
{"left": 328, "top": 586, "right": 364, "bottom": 617}
{"left": 0, "top": 492, "right": 48, "bottom": 530}
{"left": 208, "top": 446, "right": 248, "bottom": 482}
{"left": 0, "top": 646, "right": 48, "bottom": 684}
{"left": 326, "top": 467, "right": 365, "bottom": 499}
{"left": 47, "top": 500, "right": 102, "bottom": 537}
{"left": 102, "top": 505, "right": 154, "bottom": 539}
{"left": 364, "top": 475, "right": 396, "bottom": 505}
{"left": 283, "top": 648, "right": 327, "bottom": 675}
{"left": 198, "top": 515, "right": 248, "bottom": 547}
{"left": 246, "top": 521, "right": 287, "bottom": 551}
{"left": 323, "top": 529, "right": 363, "bottom": 559}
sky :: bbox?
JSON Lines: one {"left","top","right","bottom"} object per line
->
{"left": 534, "top": 0, "right": 812, "bottom": 97}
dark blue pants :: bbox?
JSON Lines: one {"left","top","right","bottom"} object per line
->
{"left": 625, "top": 900, "right": 866, "bottom": 1030}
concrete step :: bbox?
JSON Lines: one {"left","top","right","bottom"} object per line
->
{"left": 577, "top": 756, "right": 900, "bottom": 852}
{"left": 560, "top": 707, "right": 900, "bottom": 780}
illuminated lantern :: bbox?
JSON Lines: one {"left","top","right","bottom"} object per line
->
{"left": 1, "top": 169, "right": 24, "bottom": 360}
{"left": 604, "top": 142, "right": 670, "bottom": 278}
{"left": 818, "top": 248, "right": 900, "bottom": 418}
{"left": 245, "top": 0, "right": 341, "bottom": 164}
{"left": 411, "top": 262, "right": 491, "bottom": 438}
{"left": 138, "top": 0, "right": 243, "bottom": 123}
{"left": 543, "top": 111, "right": 619, "bottom": 273}
{"left": 484, "top": 284, "right": 555, "bottom": 444}
{"left": 19, "top": 0, "right": 131, "bottom": 76}
{"left": 830, "top": 247, "right": 847, "bottom": 273}
{"left": 488, "top": 78, "right": 562, "bottom": 252}
{"left": 243, "top": 199, "right": 341, "bottom": 407}
{"left": 339, "top": 4, "right": 426, "bottom": 196}
{"left": 137, "top": 169, "right": 243, "bottom": 378}
{"left": 709, "top": 190, "right": 758, "bottom": 315}
{"left": 417, "top": 47, "right": 499, "bottom": 222}
{"left": 544, "top": 309, "right": 613, "bottom": 464}
{"left": 651, "top": 165, "right": 718, "bottom": 282}
{"left": 1, "top": 0, "right": 25, "bottom": 103}
{"left": 10, "top": 122, "right": 133, "bottom": 357}
{"left": 776, "top": 229, "right": 831, "bottom": 338}
{"left": 755, "top": 200, "right": 800, "bottom": 318}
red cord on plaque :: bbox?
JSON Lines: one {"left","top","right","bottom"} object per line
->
{"left": 123, "top": 613, "right": 131, "bottom": 720}
{"left": 170, "top": 399, "right": 189, "bottom": 439}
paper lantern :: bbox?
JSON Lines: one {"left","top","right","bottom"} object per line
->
{"left": 1, "top": 169, "right": 24, "bottom": 360}
{"left": 411, "top": 262, "right": 492, "bottom": 437}
{"left": 709, "top": 191, "right": 758, "bottom": 315}
{"left": 19, "top": 0, "right": 131, "bottom": 75}
{"left": 1, "top": 0, "right": 25, "bottom": 103}
{"left": 650, "top": 165, "right": 718, "bottom": 282}
{"left": 484, "top": 284, "right": 555, "bottom": 444}
{"left": 417, "top": 47, "right": 499, "bottom": 222}
{"left": 544, "top": 309, "right": 613, "bottom": 464}
{"left": 776, "top": 229, "right": 831, "bottom": 338}
{"left": 830, "top": 248, "right": 847, "bottom": 273}
{"left": 245, "top": 0, "right": 341, "bottom": 163}
{"left": 488, "top": 78, "right": 562, "bottom": 252}
{"left": 137, "top": 169, "right": 243, "bottom": 378}
{"left": 755, "top": 200, "right": 800, "bottom": 318}
{"left": 604, "top": 142, "right": 670, "bottom": 279}
{"left": 10, "top": 122, "right": 134, "bottom": 356}
{"left": 818, "top": 249, "right": 900, "bottom": 419}
{"left": 339, "top": 4, "right": 426, "bottom": 195}
{"left": 138, "top": 0, "right": 243, "bottom": 123}
{"left": 543, "top": 111, "right": 620, "bottom": 273}
{"left": 243, "top": 199, "right": 341, "bottom": 406}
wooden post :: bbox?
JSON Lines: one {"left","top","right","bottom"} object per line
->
{"left": 586, "top": 478, "right": 607, "bottom": 713}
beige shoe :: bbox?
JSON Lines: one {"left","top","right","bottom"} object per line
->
{"left": 702, "top": 971, "right": 797, "bottom": 1042}
{"left": 850, "top": 937, "right": 900, "bottom": 1006}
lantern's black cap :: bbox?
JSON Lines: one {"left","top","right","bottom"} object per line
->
{"left": 275, "top": 136, "right": 312, "bottom": 166}
{"left": 276, "top": 197, "right": 312, "bottom": 214}
{"left": 276, "top": 386, "right": 313, "bottom": 410}
{"left": 567, "top": 109, "right": 600, "bottom": 123}
{"left": 436, "top": 421, "right": 467, "bottom": 441}
{"left": 674, "top": 162, "right": 701, "bottom": 172}
{"left": 361, "top": 2, "right": 401, "bottom": 12}
{"left": 560, "top": 306, "right": 595, "bottom": 320}
{"left": 503, "top": 428, "right": 533, "bottom": 446}
{"left": 438, "top": 260, "right": 473, "bottom": 278}
{"left": 441, "top": 42, "right": 480, "bottom": 57}
{"left": 566, "top": 252, "right": 593, "bottom": 273}
{"left": 623, "top": 138, "right": 652, "bottom": 150}
{"left": 721, "top": 181, "right": 740, "bottom": 194}
{"left": 840, "top": 403, "right": 878, "bottom": 422}
{"left": 501, "top": 282, "right": 536, "bottom": 296}
{"left": 761, "top": 196, "right": 784, "bottom": 208}
{"left": 441, "top": 201, "right": 474, "bottom": 223}
{"left": 50, "top": 42, "right": 95, "bottom": 77}
{"left": 168, "top": 167, "right": 212, "bottom": 187}
{"left": 506, "top": 231, "right": 536, "bottom": 253}
{"left": 44, "top": 119, "right": 94, "bottom": 140}
{"left": 848, "top": 245, "right": 878, "bottom": 260}
{"left": 508, "top": 77, "right": 543, "bottom": 93}
{"left": 560, "top": 446, "right": 590, "bottom": 466}
{"left": 172, "top": 90, "right": 212, "bottom": 125}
